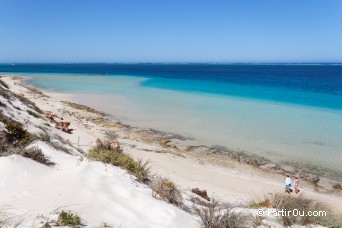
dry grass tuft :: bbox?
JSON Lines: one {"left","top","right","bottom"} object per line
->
{"left": 57, "top": 210, "right": 81, "bottom": 228}
{"left": 152, "top": 178, "right": 183, "bottom": 207}
{"left": 194, "top": 197, "right": 249, "bottom": 228}
{"left": 38, "top": 133, "right": 73, "bottom": 154}
{"left": 27, "top": 110, "right": 42, "bottom": 118}
{"left": 0, "top": 205, "right": 24, "bottom": 228}
{"left": 0, "top": 79, "right": 9, "bottom": 89}
{"left": 191, "top": 188, "right": 210, "bottom": 201}
{"left": 251, "top": 193, "right": 342, "bottom": 227}
{"left": 19, "top": 146, "right": 55, "bottom": 166}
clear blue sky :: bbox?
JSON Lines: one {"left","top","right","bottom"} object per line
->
{"left": 0, "top": 0, "right": 341, "bottom": 63}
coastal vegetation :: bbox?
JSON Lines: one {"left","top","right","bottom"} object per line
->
{"left": 194, "top": 198, "right": 249, "bottom": 228}
{"left": 191, "top": 188, "right": 210, "bottom": 201}
{"left": 27, "top": 109, "right": 42, "bottom": 118}
{"left": 20, "top": 146, "right": 54, "bottom": 166}
{"left": 63, "top": 101, "right": 105, "bottom": 116}
{"left": 152, "top": 178, "right": 183, "bottom": 207}
{"left": 1, "top": 76, "right": 341, "bottom": 227}
{"left": 0, "top": 112, "right": 34, "bottom": 154}
{"left": 37, "top": 132, "right": 73, "bottom": 154}
{"left": 249, "top": 193, "right": 342, "bottom": 227}
{"left": 87, "top": 140, "right": 151, "bottom": 183}
{"left": 0, "top": 205, "right": 24, "bottom": 228}
{"left": 57, "top": 210, "right": 82, "bottom": 228}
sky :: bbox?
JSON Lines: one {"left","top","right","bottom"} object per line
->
{"left": 0, "top": 0, "right": 342, "bottom": 63}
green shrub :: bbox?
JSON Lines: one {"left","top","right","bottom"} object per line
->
{"left": 5, "top": 121, "right": 31, "bottom": 145}
{"left": 27, "top": 110, "right": 41, "bottom": 118}
{"left": 57, "top": 210, "right": 81, "bottom": 228}
{"left": 87, "top": 148, "right": 150, "bottom": 182}
{"left": 152, "top": 178, "right": 183, "bottom": 207}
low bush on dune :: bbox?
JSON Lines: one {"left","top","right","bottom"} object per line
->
{"left": 0, "top": 79, "right": 9, "bottom": 89}
{"left": 1, "top": 110, "right": 33, "bottom": 147}
{"left": 38, "top": 132, "right": 72, "bottom": 154}
{"left": 87, "top": 148, "right": 151, "bottom": 183}
{"left": 57, "top": 210, "right": 81, "bottom": 228}
{"left": 250, "top": 193, "right": 342, "bottom": 227}
{"left": 4, "top": 121, "right": 32, "bottom": 146}
{"left": 194, "top": 198, "right": 250, "bottom": 228}
{"left": 191, "top": 188, "right": 210, "bottom": 201}
{"left": 0, "top": 114, "right": 53, "bottom": 165}
{"left": 27, "top": 110, "right": 41, "bottom": 118}
{"left": 19, "top": 146, "right": 54, "bottom": 166}
{"left": 272, "top": 193, "right": 342, "bottom": 227}
{"left": 152, "top": 178, "right": 184, "bottom": 208}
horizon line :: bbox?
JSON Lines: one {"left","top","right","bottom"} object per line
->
{"left": 1, "top": 62, "right": 342, "bottom": 65}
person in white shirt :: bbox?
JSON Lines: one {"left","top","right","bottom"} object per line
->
{"left": 284, "top": 174, "right": 292, "bottom": 194}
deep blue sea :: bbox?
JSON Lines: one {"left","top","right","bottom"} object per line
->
{"left": 1, "top": 64, "right": 342, "bottom": 110}
{"left": 1, "top": 64, "right": 341, "bottom": 176}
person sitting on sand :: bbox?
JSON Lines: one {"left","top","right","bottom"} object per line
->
{"left": 109, "top": 140, "right": 120, "bottom": 151}
{"left": 45, "top": 111, "right": 55, "bottom": 121}
{"left": 55, "top": 121, "right": 71, "bottom": 133}
{"left": 294, "top": 176, "right": 300, "bottom": 194}
{"left": 285, "top": 174, "right": 292, "bottom": 194}
{"left": 62, "top": 121, "right": 70, "bottom": 132}
{"left": 45, "top": 111, "right": 63, "bottom": 121}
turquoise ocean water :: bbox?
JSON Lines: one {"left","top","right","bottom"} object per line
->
{"left": 1, "top": 64, "right": 341, "bottom": 177}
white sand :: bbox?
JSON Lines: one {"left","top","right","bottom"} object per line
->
{"left": 0, "top": 76, "right": 196, "bottom": 227}
{"left": 0, "top": 151, "right": 194, "bottom": 227}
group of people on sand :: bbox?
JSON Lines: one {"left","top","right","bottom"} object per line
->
{"left": 284, "top": 174, "right": 300, "bottom": 194}
{"left": 45, "top": 111, "right": 72, "bottom": 133}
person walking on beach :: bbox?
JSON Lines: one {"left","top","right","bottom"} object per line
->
{"left": 284, "top": 174, "right": 292, "bottom": 194}
{"left": 293, "top": 176, "right": 300, "bottom": 194}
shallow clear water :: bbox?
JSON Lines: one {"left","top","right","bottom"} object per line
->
{"left": 1, "top": 64, "right": 341, "bottom": 175}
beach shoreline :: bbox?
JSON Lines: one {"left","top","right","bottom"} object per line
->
{"left": 21, "top": 71, "right": 342, "bottom": 176}
{"left": 1, "top": 74, "right": 342, "bottom": 216}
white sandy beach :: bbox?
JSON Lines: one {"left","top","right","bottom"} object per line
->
{"left": 0, "top": 75, "right": 341, "bottom": 227}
